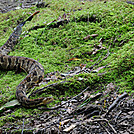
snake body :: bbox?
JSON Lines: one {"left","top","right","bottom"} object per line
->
{"left": 0, "top": 11, "right": 53, "bottom": 107}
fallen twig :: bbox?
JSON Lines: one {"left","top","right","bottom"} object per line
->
{"left": 29, "top": 81, "right": 70, "bottom": 97}
{"left": 63, "top": 124, "right": 77, "bottom": 132}
{"left": 85, "top": 118, "right": 117, "bottom": 134}
{"left": 89, "top": 45, "right": 111, "bottom": 70}
{"left": 39, "top": 86, "right": 90, "bottom": 110}
{"left": 21, "top": 119, "right": 25, "bottom": 134}
{"left": 105, "top": 92, "right": 128, "bottom": 116}
{"left": 80, "top": 93, "right": 103, "bottom": 107}
{"left": 83, "top": 34, "right": 98, "bottom": 40}
{"left": 115, "top": 110, "right": 122, "bottom": 122}
{"left": 29, "top": 19, "right": 69, "bottom": 31}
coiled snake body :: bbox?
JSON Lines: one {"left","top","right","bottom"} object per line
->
{"left": 0, "top": 11, "right": 53, "bottom": 107}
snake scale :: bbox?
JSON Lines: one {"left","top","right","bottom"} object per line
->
{"left": 0, "top": 11, "right": 53, "bottom": 108}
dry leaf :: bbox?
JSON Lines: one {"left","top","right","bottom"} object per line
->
{"left": 84, "top": 34, "right": 98, "bottom": 40}
{"left": 83, "top": 91, "right": 91, "bottom": 99}
{"left": 60, "top": 119, "right": 71, "bottom": 126}
{"left": 63, "top": 124, "right": 76, "bottom": 132}
{"left": 93, "top": 66, "right": 106, "bottom": 72}
{"left": 47, "top": 20, "right": 56, "bottom": 25}
{"left": 67, "top": 57, "right": 81, "bottom": 61}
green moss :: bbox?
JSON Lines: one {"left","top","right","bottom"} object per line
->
{"left": 11, "top": 129, "right": 33, "bottom": 134}
{"left": 0, "top": 0, "right": 133, "bottom": 130}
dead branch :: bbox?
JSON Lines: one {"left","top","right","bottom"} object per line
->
{"left": 83, "top": 34, "right": 98, "bottom": 40}
{"left": 29, "top": 81, "right": 70, "bottom": 97}
{"left": 29, "top": 19, "right": 69, "bottom": 31}
{"left": 85, "top": 118, "right": 117, "bottom": 134}
{"left": 39, "top": 86, "right": 90, "bottom": 110}
{"left": 115, "top": 110, "right": 122, "bottom": 122}
{"left": 105, "top": 92, "right": 128, "bottom": 116}
{"left": 71, "top": 103, "right": 103, "bottom": 117}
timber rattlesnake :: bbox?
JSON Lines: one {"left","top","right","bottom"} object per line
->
{"left": 0, "top": 11, "right": 53, "bottom": 107}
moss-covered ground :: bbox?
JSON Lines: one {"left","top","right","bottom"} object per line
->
{"left": 0, "top": 0, "right": 133, "bottom": 130}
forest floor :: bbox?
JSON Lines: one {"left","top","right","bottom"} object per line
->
{"left": 0, "top": 0, "right": 134, "bottom": 134}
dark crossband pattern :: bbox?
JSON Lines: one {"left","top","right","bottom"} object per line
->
{"left": 0, "top": 11, "right": 53, "bottom": 107}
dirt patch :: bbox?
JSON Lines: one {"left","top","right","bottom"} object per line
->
{"left": 1, "top": 84, "right": 134, "bottom": 134}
